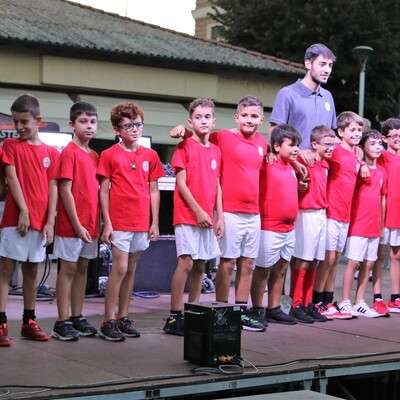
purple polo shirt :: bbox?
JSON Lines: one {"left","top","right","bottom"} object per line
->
{"left": 270, "top": 80, "right": 337, "bottom": 149}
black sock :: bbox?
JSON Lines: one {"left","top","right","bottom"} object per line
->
{"left": 373, "top": 293, "right": 382, "bottom": 302}
{"left": 313, "top": 290, "right": 323, "bottom": 304}
{"left": 23, "top": 309, "right": 35, "bottom": 324}
{"left": 391, "top": 294, "right": 400, "bottom": 302}
{"left": 0, "top": 312, "right": 7, "bottom": 324}
{"left": 70, "top": 315, "right": 82, "bottom": 320}
{"left": 323, "top": 292, "right": 334, "bottom": 304}
{"left": 170, "top": 310, "right": 182, "bottom": 317}
{"left": 252, "top": 306, "right": 264, "bottom": 311}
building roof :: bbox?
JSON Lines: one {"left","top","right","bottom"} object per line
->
{"left": 0, "top": 0, "right": 303, "bottom": 75}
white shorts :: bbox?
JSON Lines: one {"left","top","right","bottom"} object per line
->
{"left": 174, "top": 224, "right": 220, "bottom": 260}
{"left": 326, "top": 219, "right": 349, "bottom": 253}
{"left": 380, "top": 228, "right": 400, "bottom": 247}
{"left": 255, "top": 230, "right": 295, "bottom": 268}
{"left": 294, "top": 209, "right": 327, "bottom": 261}
{"left": 53, "top": 235, "right": 98, "bottom": 262}
{"left": 112, "top": 231, "right": 149, "bottom": 253}
{"left": 219, "top": 212, "right": 260, "bottom": 259}
{"left": 344, "top": 236, "right": 380, "bottom": 262}
{"left": 0, "top": 227, "right": 46, "bottom": 263}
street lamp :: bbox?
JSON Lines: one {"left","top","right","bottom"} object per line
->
{"left": 352, "top": 46, "right": 374, "bottom": 117}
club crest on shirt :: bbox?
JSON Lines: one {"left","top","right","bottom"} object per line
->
{"left": 211, "top": 159, "right": 217, "bottom": 170}
{"left": 142, "top": 160, "right": 149, "bottom": 172}
{"left": 324, "top": 102, "right": 331, "bottom": 112}
{"left": 42, "top": 156, "right": 51, "bottom": 168}
{"left": 258, "top": 146, "right": 264, "bottom": 156}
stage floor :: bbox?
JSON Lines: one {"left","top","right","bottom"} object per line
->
{"left": 2, "top": 266, "right": 400, "bottom": 399}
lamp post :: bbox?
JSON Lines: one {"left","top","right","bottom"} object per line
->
{"left": 352, "top": 46, "right": 374, "bottom": 118}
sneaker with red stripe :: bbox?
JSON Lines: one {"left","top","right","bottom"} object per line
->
{"left": 315, "top": 302, "right": 334, "bottom": 320}
{"left": 387, "top": 299, "right": 400, "bottom": 313}
{"left": 21, "top": 319, "right": 49, "bottom": 341}
{"left": 327, "top": 302, "right": 353, "bottom": 320}
{"left": 0, "top": 323, "right": 11, "bottom": 347}
{"left": 373, "top": 299, "right": 390, "bottom": 316}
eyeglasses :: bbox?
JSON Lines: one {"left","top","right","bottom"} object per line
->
{"left": 119, "top": 122, "right": 143, "bottom": 131}
{"left": 387, "top": 134, "right": 400, "bottom": 140}
{"left": 319, "top": 142, "right": 336, "bottom": 148}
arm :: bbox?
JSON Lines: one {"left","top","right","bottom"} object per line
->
{"left": 42, "top": 179, "right": 57, "bottom": 245}
{"left": 99, "top": 177, "right": 112, "bottom": 244}
{"left": 149, "top": 180, "right": 160, "bottom": 241}
{"left": 214, "top": 180, "right": 224, "bottom": 239}
{"left": 176, "top": 169, "right": 212, "bottom": 228}
{"left": 59, "top": 179, "right": 92, "bottom": 243}
{"left": 5, "top": 165, "right": 29, "bottom": 235}
{"left": 381, "top": 195, "right": 386, "bottom": 237}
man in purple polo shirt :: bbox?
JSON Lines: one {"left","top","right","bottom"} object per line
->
{"left": 269, "top": 43, "right": 337, "bottom": 149}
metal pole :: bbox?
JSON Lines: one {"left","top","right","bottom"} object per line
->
{"left": 358, "top": 60, "right": 367, "bottom": 117}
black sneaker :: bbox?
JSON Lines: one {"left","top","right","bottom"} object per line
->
{"left": 241, "top": 309, "right": 266, "bottom": 332}
{"left": 163, "top": 314, "right": 184, "bottom": 336}
{"left": 290, "top": 305, "right": 314, "bottom": 323}
{"left": 70, "top": 317, "right": 97, "bottom": 337}
{"left": 266, "top": 306, "right": 297, "bottom": 325}
{"left": 305, "top": 303, "right": 328, "bottom": 322}
{"left": 51, "top": 320, "right": 80, "bottom": 341}
{"left": 250, "top": 307, "right": 268, "bottom": 328}
{"left": 99, "top": 320, "right": 125, "bottom": 342}
{"left": 118, "top": 317, "right": 140, "bottom": 338}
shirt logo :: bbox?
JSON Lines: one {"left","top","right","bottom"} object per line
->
{"left": 211, "top": 159, "right": 217, "bottom": 170}
{"left": 142, "top": 160, "right": 149, "bottom": 172}
{"left": 324, "top": 102, "right": 331, "bottom": 112}
{"left": 42, "top": 157, "right": 51, "bottom": 168}
{"left": 258, "top": 146, "right": 264, "bottom": 156}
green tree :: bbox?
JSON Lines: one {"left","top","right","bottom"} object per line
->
{"left": 212, "top": 0, "right": 400, "bottom": 123}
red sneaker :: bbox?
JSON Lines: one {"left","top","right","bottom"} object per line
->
{"left": 325, "top": 303, "right": 353, "bottom": 320}
{"left": 387, "top": 299, "right": 400, "bottom": 313}
{"left": 373, "top": 299, "right": 390, "bottom": 316}
{"left": 315, "top": 302, "right": 334, "bottom": 320}
{"left": 21, "top": 319, "right": 49, "bottom": 341}
{"left": 0, "top": 323, "right": 11, "bottom": 347}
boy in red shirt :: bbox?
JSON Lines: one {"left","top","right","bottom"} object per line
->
{"left": 170, "top": 96, "right": 267, "bottom": 332}
{"left": 0, "top": 95, "right": 59, "bottom": 347}
{"left": 52, "top": 102, "right": 99, "bottom": 341}
{"left": 163, "top": 98, "right": 223, "bottom": 336}
{"left": 375, "top": 118, "right": 400, "bottom": 312}
{"left": 251, "top": 124, "right": 301, "bottom": 325}
{"left": 338, "top": 130, "right": 386, "bottom": 317}
{"left": 313, "top": 111, "right": 364, "bottom": 319}
{"left": 290, "top": 126, "right": 336, "bottom": 323}
{"left": 98, "top": 102, "right": 164, "bottom": 341}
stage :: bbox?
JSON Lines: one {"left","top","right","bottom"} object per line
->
{"left": 2, "top": 283, "right": 400, "bottom": 400}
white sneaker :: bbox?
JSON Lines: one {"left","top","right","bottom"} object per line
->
{"left": 353, "top": 301, "right": 381, "bottom": 318}
{"left": 338, "top": 300, "right": 356, "bottom": 316}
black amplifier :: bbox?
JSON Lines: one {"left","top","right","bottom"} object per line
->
{"left": 184, "top": 302, "right": 241, "bottom": 366}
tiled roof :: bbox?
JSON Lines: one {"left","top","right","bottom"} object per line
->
{"left": 0, "top": 0, "right": 303, "bottom": 75}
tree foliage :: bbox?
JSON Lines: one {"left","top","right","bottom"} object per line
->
{"left": 212, "top": 0, "right": 400, "bottom": 123}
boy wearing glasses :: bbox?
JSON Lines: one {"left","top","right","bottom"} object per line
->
{"left": 98, "top": 102, "right": 164, "bottom": 341}
{"left": 375, "top": 118, "right": 400, "bottom": 312}
{"left": 290, "top": 126, "right": 336, "bottom": 323}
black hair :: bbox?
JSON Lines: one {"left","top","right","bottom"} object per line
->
{"left": 70, "top": 102, "right": 98, "bottom": 123}
{"left": 271, "top": 124, "right": 302, "bottom": 154}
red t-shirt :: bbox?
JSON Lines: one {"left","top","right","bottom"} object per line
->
{"left": 326, "top": 145, "right": 359, "bottom": 222}
{"left": 259, "top": 159, "right": 298, "bottom": 232}
{"left": 97, "top": 144, "right": 164, "bottom": 232}
{"left": 55, "top": 141, "right": 99, "bottom": 238}
{"left": 1, "top": 138, "right": 59, "bottom": 231}
{"left": 210, "top": 129, "right": 267, "bottom": 214}
{"left": 348, "top": 166, "right": 386, "bottom": 237}
{"left": 172, "top": 137, "right": 221, "bottom": 226}
{"left": 299, "top": 159, "right": 329, "bottom": 210}
{"left": 378, "top": 151, "right": 400, "bottom": 229}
